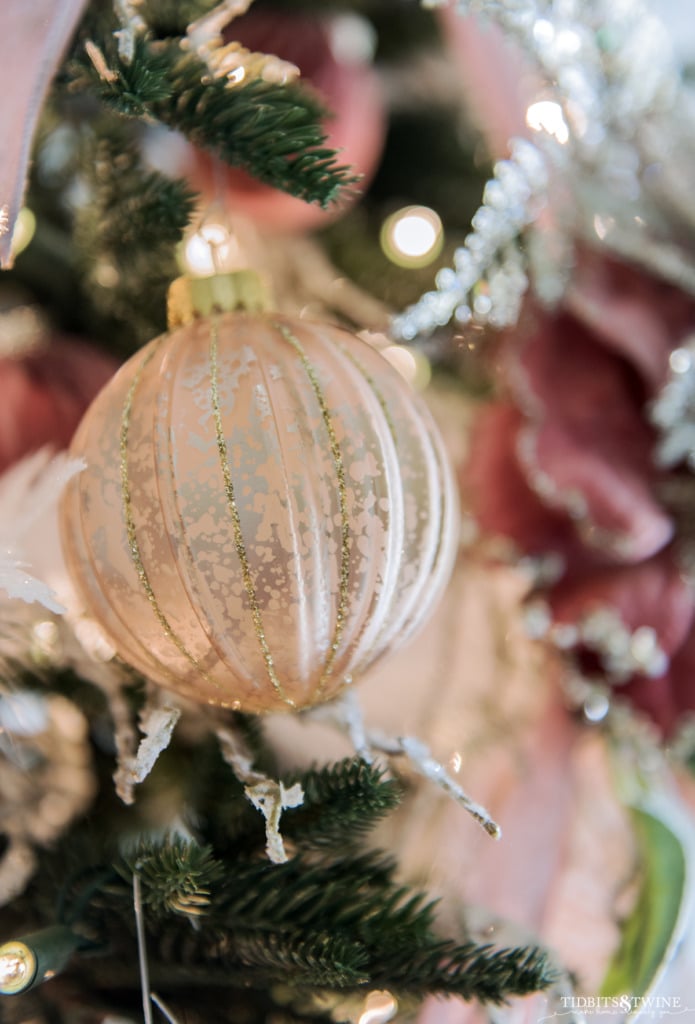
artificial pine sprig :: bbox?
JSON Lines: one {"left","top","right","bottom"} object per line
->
{"left": 65, "top": 10, "right": 356, "bottom": 208}
{"left": 73, "top": 121, "right": 197, "bottom": 348}
{"left": 2, "top": 735, "right": 555, "bottom": 1020}
{"left": 29, "top": 834, "right": 553, "bottom": 1012}
{"left": 182, "top": 747, "right": 403, "bottom": 858}
{"left": 122, "top": 840, "right": 224, "bottom": 919}
{"left": 280, "top": 758, "right": 402, "bottom": 850}
{"left": 0, "top": 677, "right": 557, "bottom": 1020}
{"left": 79, "top": 127, "right": 195, "bottom": 256}
{"left": 1, "top": 674, "right": 552, "bottom": 1020}
{"left": 225, "top": 931, "right": 371, "bottom": 988}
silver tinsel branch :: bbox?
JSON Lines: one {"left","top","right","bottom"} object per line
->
{"left": 394, "top": 0, "right": 688, "bottom": 341}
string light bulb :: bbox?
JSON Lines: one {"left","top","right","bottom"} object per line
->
{"left": 0, "top": 927, "right": 83, "bottom": 995}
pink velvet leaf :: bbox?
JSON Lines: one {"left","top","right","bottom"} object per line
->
{"left": 0, "top": 0, "right": 88, "bottom": 268}
{"left": 548, "top": 551, "right": 695, "bottom": 689}
{"left": 465, "top": 402, "right": 579, "bottom": 560}
{"left": 509, "top": 311, "right": 674, "bottom": 561}
{"left": 0, "top": 336, "right": 117, "bottom": 474}
{"left": 566, "top": 253, "right": 695, "bottom": 395}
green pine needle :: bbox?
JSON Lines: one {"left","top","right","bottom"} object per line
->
{"left": 123, "top": 839, "right": 224, "bottom": 920}
{"left": 282, "top": 758, "right": 402, "bottom": 850}
{"left": 6, "top": 749, "right": 554, "bottom": 1022}
{"left": 372, "top": 939, "right": 556, "bottom": 1003}
{"left": 111, "top": 838, "right": 554, "bottom": 1004}
{"left": 67, "top": 25, "right": 356, "bottom": 208}
{"left": 231, "top": 931, "right": 371, "bottom": 987}
{"left": 72, "top": 121, "right": 196, "bottom": 348}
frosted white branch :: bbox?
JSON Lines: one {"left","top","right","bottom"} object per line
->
{"left": 245, "top": 780, "right": 304, "bottom": 864}
{"left": 0, "top": 557, "right": 66, "bottom": 614}
{"left": 392, "top": 138, "right": 545, "bottom": 340}
{"left": 399, "top": 0, "right": 684, "bottom": 339}
{"left": 216, "top": 726, "right": 304, "bottom": 864}
{"left": 187, "top": 0, "right": 255, "bottom": 52}
{"left": 430, "top": 0, "right": 676, "bottom": 141}
{"left": 0, "top": 452, "right": 85, "bottom": 614}
{"left": 114, "top": 696, "right": 182, "bottom": 804}
{"left": 84, "top": 40, "right": 118, "bottom": 83}
{"left": 310, "top": 693, "right": 501, "bottom": 839}
{"left": 113, "top": 0, "right": 146, "bottom": 63}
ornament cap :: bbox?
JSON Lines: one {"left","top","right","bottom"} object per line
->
{"left": 167, "top": 271, "right": 272, "bottom": 328}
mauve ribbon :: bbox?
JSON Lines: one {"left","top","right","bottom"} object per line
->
{"left": 436, "top": 6, "right": 532, "bottom": 161}
{"left": 0, "top": 0, "right": 88, "bottom": 268}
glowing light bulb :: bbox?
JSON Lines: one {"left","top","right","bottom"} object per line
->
{"left": 380, "top": 206, "right": 443, "bottom": 268}
{"left": 183, "top": 223, "right": 242, "bottom": 276}
{"left": 525, "top": 101, "right": 570, "bottom": 144}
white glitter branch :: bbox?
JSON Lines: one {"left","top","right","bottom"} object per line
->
{"left": 216, "top": 725, "right": 304, "bottom": 864}
{"left": 114, "top": 696, "right": 182, "bottom": 804}
{"left": 311, "top": 692, "right": 501, "bottom": 839}
{"left": 397, "top": 0, "right": 682, "bottom": 340}
{"left": 392, "top": 138, "right": 546, "bottom": 340}
{"left": 426, "top": 0, "right": 676, "bottom": 144}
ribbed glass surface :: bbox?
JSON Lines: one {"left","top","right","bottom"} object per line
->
{"left": 61, "top": 313, "right": 459, "bottom": 712}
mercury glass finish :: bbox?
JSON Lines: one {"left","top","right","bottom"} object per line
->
{"left": 61, "top": 313, "right": 459, "bottom": 713}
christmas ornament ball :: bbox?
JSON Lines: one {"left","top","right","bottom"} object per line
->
{"left": 60, "top": 284, "right": 459, "bottom": 713}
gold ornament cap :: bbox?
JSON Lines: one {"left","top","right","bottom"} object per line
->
{"left": 167, "top": 271, "right": 272, "bottom": 328}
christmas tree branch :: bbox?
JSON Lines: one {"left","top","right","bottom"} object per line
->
{"left": 140, "top": 0, "right": 224, "bottom": 38}
{"left": 65, "top": 11, "right": 357, "bottom": 207}
{"left": 280, "top": 758, "right": 402, "bottom": 850}
{"left": 5, "top": 796, "right": 554, "bottom": 1015}
{"left": 72, "top": 121, "right": 196, "bottom": 348}
{"left": 112, "top": 839, "right": 555, "bottom": 1004}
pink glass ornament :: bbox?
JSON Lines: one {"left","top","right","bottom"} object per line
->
{"left": 60, "top": 310, "right": 458, "bottom": 712}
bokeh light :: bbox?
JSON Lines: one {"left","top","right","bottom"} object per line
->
{"left": 380, "top": 205, "right": 443, "bottom": 268}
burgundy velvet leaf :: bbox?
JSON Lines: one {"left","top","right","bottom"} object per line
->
{"left": 465, "top": 402, "right": 578, "bottom": 559}
{"left": 509, "top": 311, "right": 674, "bottom": 561}
{"left": 549, "top": 551, "right": 695, "bottom": 663}
{"left": 567, "top": 253, "right": 695, "bottom": 395}
{"left": 0, "top": 337, "right": 117, "bottom": 474}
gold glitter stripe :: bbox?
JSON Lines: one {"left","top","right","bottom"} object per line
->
{"left": 208, "top": 323, "right": 295, "bottom": 707}
{"left": 120, "top": 344, "right": 215, "bottom": 683}
{"left": 275, "top": 322, "right": 350, "bottom": 695}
